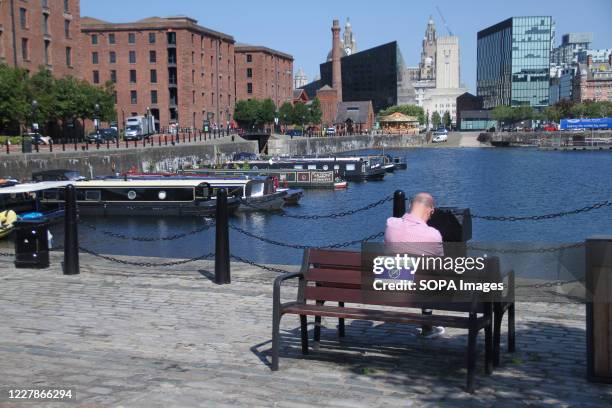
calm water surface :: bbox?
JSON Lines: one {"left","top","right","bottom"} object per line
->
{"left": 66, "top": 148, "right": 612, "bottom": 265}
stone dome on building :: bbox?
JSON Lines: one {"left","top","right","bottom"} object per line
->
{"left": 326, "top": 48, "right": 349, "bottom": 62}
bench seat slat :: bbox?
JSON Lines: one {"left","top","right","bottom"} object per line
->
{"left": 305, "top": 268, "right": 362, "bottom": 285}
{"left": 308, "top": 250, "right": 362, "bottom": 268}
{"left": 282, "top": 304, "right": 489, "bottom": 329}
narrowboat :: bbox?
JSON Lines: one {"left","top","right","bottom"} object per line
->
{"left": 223, "top": 156, "right": 386, "bottom": 181}
{"left": 386, "top": 155, "right": 407, "bottom": 170}
{"left": 41, "top": 179, "right": 239, "bottom": 217}
{"left": 109, "top": 173, "right": 288, "bottom": 212}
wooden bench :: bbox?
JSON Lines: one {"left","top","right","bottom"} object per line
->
{"left": 271, "top": 248, "right": 514, "bottom": 393}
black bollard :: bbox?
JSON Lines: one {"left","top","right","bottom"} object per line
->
{"left": 63, "top": 184, "right": 80, "bottom": 275}
{"left": 214, "top": 188, "right": 230, "bottom": 284}
{"left": 393, "top": 190, "right": 406, "bottom": 217}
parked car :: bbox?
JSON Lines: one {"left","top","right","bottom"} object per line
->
{"left": 87, "top": 128, "right": 118, "bottom": 143}
{"left": 28, "top": 132, "right": 51, "bottom": 145}
{"left": 285, "top": 129, "right": 303, "bottom": 137}
{"left": 326, "top": 127, "right": 336, "bottom": 136}
{"left": 432, "top": 134, "right": 448, "bottom": 143}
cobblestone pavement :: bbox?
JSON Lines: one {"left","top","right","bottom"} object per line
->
{"left": 0, "top": 253, "right": 611, "bottom": 408}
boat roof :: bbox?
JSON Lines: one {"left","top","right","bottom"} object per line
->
{"left": 202, "top": 178, "right": 262, "bottom": 186}
{"left": 0, "top": 181, "right": 73, "bottom": 194}
{"left": 229, "top": 157, "right": 369, "bottom": 163}
{"left": 75, "top": 180, "right": 210, "bottom": 188}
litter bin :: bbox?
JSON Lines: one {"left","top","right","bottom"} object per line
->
{"left": 586, "top": 236, "right": 612, "bottom": 383}
{"left": 14, "top": 218, "right": 50, "bottom": 269}
{"left": 21, "top": 139, "right": 32, "bottom": 153}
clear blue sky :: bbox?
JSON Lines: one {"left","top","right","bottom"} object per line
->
{"left": 81, "top": 0, "right": 612, "bottom": 92}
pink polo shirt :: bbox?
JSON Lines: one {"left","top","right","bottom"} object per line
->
{"left": 384, "top": 213, "right": 443, "bottom": 256}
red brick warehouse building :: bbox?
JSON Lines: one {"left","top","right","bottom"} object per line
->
{"left": 234, "top": 44, "right": 293, "bottom": 107}
{"left": 80, "top": 16, "right": 236, "bottom": 131}
{"left": 0, "top": 0, "right": 81, "bottom": 77}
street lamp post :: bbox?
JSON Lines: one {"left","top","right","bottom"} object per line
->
{"left": 94, "top": 103, "right": 100, "bottom": 135}
{"left": 24, "top": 100, "right": 38, "bottom": 151}
{"left": 225, "top": 108, "right": 230, "bottom": 136}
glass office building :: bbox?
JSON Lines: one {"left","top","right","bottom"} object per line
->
{"left": 477, "top": 17, "right": 553, "bottom": 109}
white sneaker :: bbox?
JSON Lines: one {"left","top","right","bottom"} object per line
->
{"left": 417, "top": 326, "right": 445, "bottom": 339}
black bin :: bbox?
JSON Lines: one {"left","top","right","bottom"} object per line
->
{"left": 14, "top": 219, "right": 50, "bottom": 269}
{"left": 21, "top": 139, "right": 32, "bottom": 153}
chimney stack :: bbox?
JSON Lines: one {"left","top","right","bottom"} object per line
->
{"left": 331, "top": 19, "right": 343, "bottom": 102}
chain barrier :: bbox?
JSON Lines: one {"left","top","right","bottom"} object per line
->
{"left": 515, "top": 278, "right": 584, "bottom": 289}
{"left": 467, "top": 242, "right": 585, "bottom": 254}
{"left": 240, "top": 194, "right": 393, "bottom": 220}
{"left": 79, "top": 219, "right": 215, "bottom": 242}
{"left": 229, "top": 223, "right": 384, "bottom": 249}
{"left": 472, "top": 200, "right": 612, "bottom": 221}
{"left": 79, "top": 246, "right": 214, "bottom": 267}
{"left": 230, "top": 254, "right": 293, "bottom": 274}
{"left": 0, "top": 251, "right": 14, "bottom": 257}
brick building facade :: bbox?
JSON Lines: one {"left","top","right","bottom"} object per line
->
{"left": 80, "top": 16, "right": 235, "bottom": 131}
{"left": 573, "top": 56, "right": 612, "bottom": 102}
{"left": 0, "top": 0, "right": 81, "bottom": 77}
{"left": 234, "top": 44, "right": 293, "bottom": 107}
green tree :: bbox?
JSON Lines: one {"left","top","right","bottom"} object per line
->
{"left": 491, "top": 105, "right": 514, "bottom": 126}
{"left": 27, "top": 68, "right": 57, "bottom": 129}
{"left": 308, "top": 97, "right": 322, "bottom": 125}
{"left": 257, "top": 98, "right": 276, "bottom": 127}
{"left": 431, "top": 111, "right": 441, "bottom": 128}
{"left": 278, "top": 102, "right": 294, "bottom": 126}
{"left": 0, "top": 64, "right": 29, "bottom": 132}
{"left": 233, "top": 99, "right": 259, "bottom": 129}
{"left": 292, "top": 102, "right": 309, "bottom": 127}
{"left": 544, "top": 105, "right": 562, "bottom": 123}
{"left": 442, "top": 111, "right": 451, "bottom": 128}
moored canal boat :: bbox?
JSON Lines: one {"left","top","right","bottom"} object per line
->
{"left": 224, "top": 156, "right": 386, "bottom": 181}
{"left": 112, "top": 173, "right": 287, "bottom": 212}
{"left": 41, "top": 179, "right": 239, "bottom": 217}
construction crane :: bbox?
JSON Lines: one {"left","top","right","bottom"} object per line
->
{"left": 436, "top": 5, "right": 454, "bottom": 36}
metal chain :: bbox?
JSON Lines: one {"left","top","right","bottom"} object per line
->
{"left": 79, "top": 246, "right": 215, "bottom": 267}
{"left": 515, "top": 278, "right": 584, "bottom": 289}
{"left": 79, "top": 220, "right": 215, "bottom": 242}
{"left": 230, "top": 254, "right": 293, "bottom": 274}
{"left": 472, "top": 200, "right": 612, "bottom": 221}
{"left": 229, "top": 224, "right": 384, "bottom": 249}
{"left": 240, "top": 194, "right": 393, "bottom": 220}
{"left": 0, "top": 252, "right": 14, "bottom": 257}
{"left": 467, "top": 242, "right": 585, "bottom": 254}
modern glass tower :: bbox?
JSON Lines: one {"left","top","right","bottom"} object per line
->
{"left": 477, "top": 17, "right": 553, "bottom": 109}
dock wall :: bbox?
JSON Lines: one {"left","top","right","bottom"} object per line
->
{"left": 267, "top": 134, "right": 424, "bottom": 156}
{"left": 1, "top": 141, "right": 258, "bottom": 180}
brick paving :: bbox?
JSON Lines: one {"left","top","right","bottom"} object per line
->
{"left": 0, "top": 253, "right": 611, "bottom": 407}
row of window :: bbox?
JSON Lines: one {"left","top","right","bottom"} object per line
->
{"left": 19, "top": 37, "right": 72, "bottom": 66}
{"left": 19, "top": 7, "right": 73, "bottom": 38}
{"left": 92, "top": 69, "right": 159, "bottom": 84}
{"left": 91, "top": 32, "right": 154, "bottom": 45}
{"left": 92, "top": 50, "right": 157, "bottom": 64}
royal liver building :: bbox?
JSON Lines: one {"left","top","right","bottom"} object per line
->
{"left": 399, "top": 17, "right": 466, "bottom": 127}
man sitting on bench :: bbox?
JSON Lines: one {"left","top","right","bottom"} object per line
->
{"left": 384, "top": 192, "right": 445, "bottom": 339}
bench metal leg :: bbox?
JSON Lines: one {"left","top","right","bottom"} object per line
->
{"left": 485, "top": 320, "right": 493, "bottom": 375}
{"left": 338, "top": 301, "right": 345, "bottom": 337}
{"left": 493, "top": 305, "right": 503, "bottom": 367}
{"left": 300, "top": 315, "right": 309, "bottom": 355}
{"left": 466, "top": 315, "right": 477, "bottom": 393}
{"left": 508, "top": 303, "right": 516, "bottom": 352}
{"left": 314, "top": 300, "right": 324, "bottom": 342}
{"left": 271, "top": 311, "right": 281, "bottom": 371}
